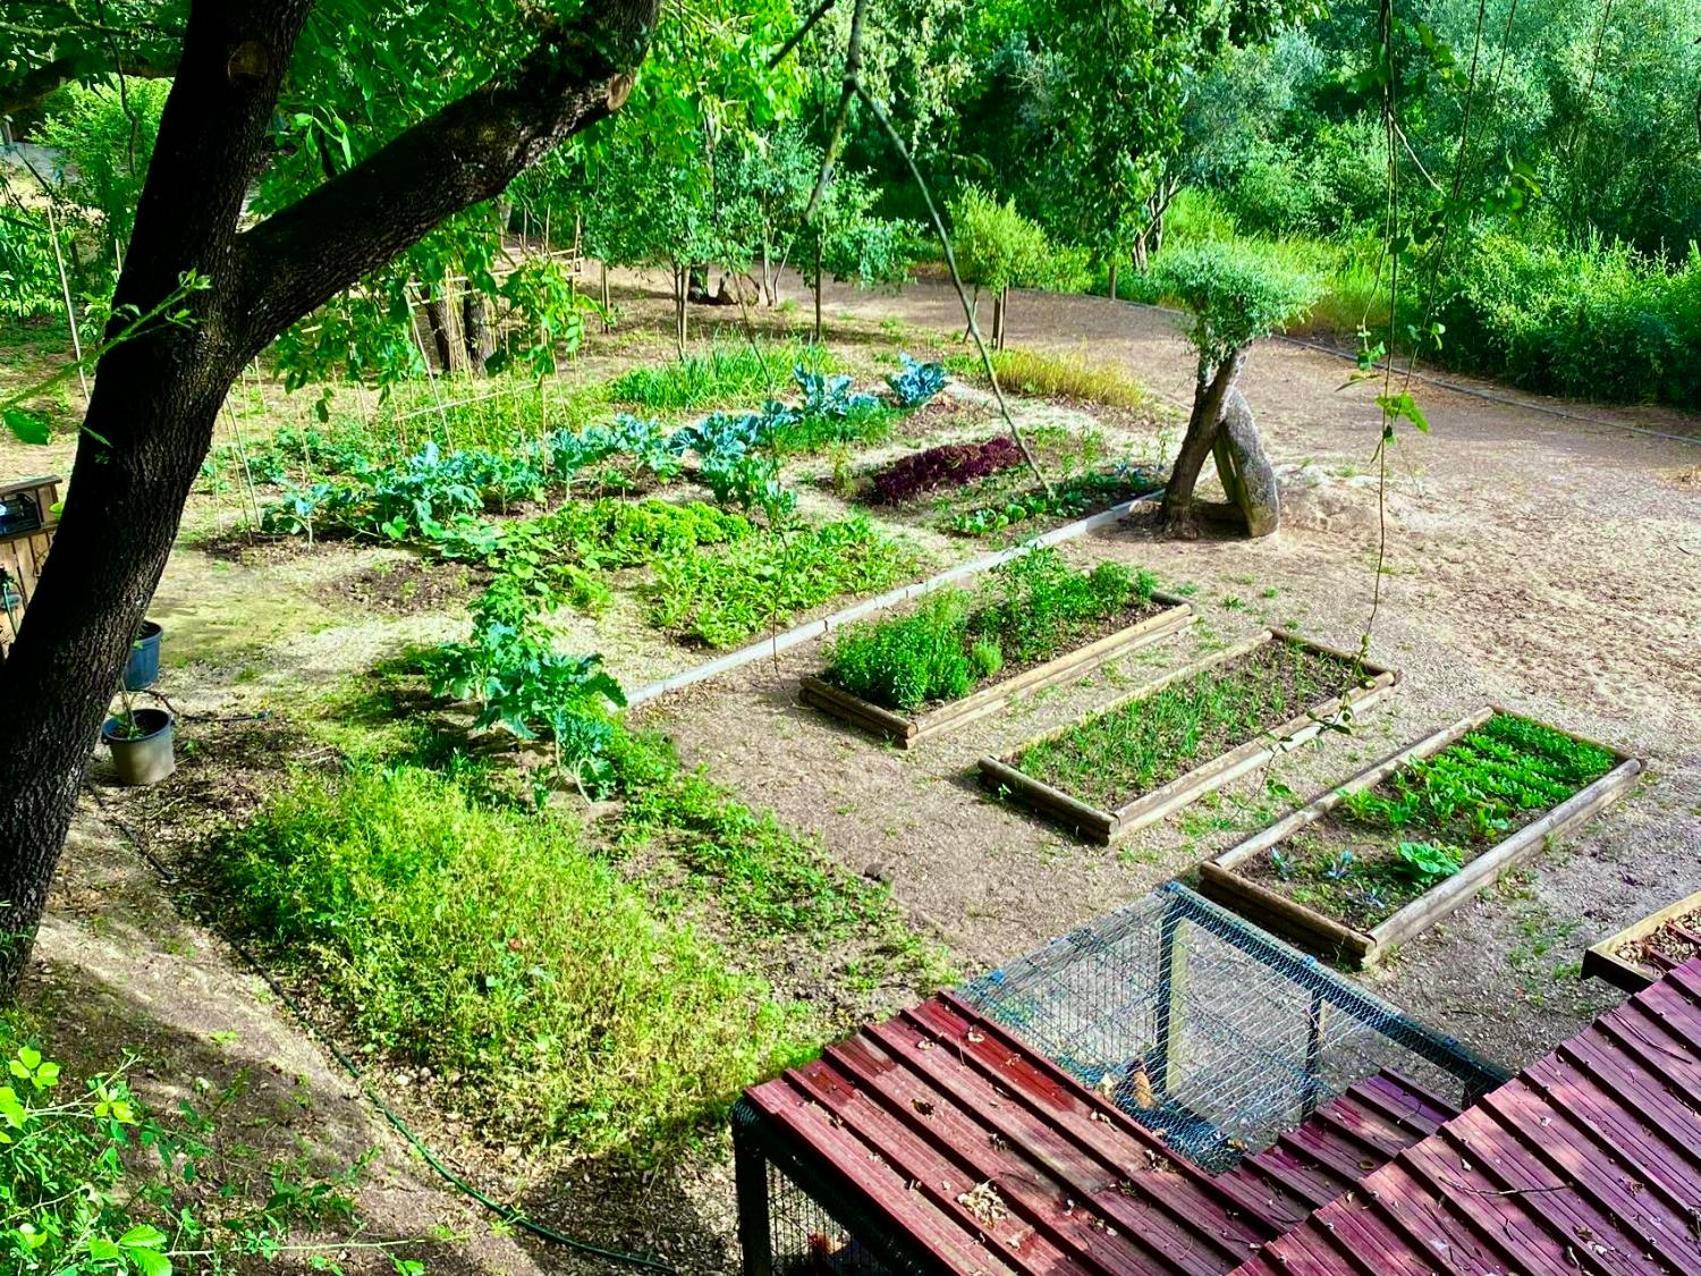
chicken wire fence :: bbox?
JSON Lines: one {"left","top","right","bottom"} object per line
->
{"left": 958, "top": 881, "right": 1505, "bottom": 1170}
{"left": 732, "top": 882, "right": 1506, "bottom": 1274}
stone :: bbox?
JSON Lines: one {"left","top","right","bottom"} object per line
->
{"left": 1212, "top": 387, "right": 1281, "bottom": 538}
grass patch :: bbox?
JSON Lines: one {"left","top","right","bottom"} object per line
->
{"left": 1247, "top": 713, "right": 1616, "bottom": 929}
{"left": 949, "top": 347, "right": 1147, "bottom": 410}
{"left": 208, "top": 764, "right": 809, "bottom": 1158}
{"left": 1014, "top": 640, "right": 1360, "bottom": 809}
{"left": 610, "top": 341, "right": 834, "bottom": 411}
{"left": 647, "top": 515, "right": 928, "bottom": 648}
{"left": 826, "top": 550, "right": 1158, "bottom": 711}
{"left": 608, "top": 730, "right": 954, "bottom": 996}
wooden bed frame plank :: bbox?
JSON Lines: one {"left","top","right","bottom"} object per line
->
{"left": 1584, "top": 886, "right": 1701, "bottom": 994}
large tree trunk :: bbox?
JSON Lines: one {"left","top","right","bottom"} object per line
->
{"left": 1160, "top": 347, "right": 1248, "bottom": 538}
{"left": 0, "top": 0, "right": 660, "bottom": 998}
{"left": 462, "top": 291, "right": 495, "bottom": 374}
{"left": 420, "top": 282, "right": 465, "bottom": 373}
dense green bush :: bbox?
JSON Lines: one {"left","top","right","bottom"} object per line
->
{"left": 1148, "top": 242, "right": 1322, "bottom": 367}
{"left": 1436, "top": 233, "right": 1701, "bottom": 404}
{"left": 826, "top": 550, "right": 1156, "bottom": 711}
{"left": 211, "top": 765, "right": 807, "bottom": 1156}
{"left": 950, "top": 186, "right": 1089, "bottom": 295}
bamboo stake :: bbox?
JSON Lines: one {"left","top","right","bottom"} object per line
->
{"left": 45, "top": 201, "right": 90, "bottom": 404}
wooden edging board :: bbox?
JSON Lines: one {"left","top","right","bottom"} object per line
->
{"left": 975, "top": 628, "right": 1399, "bottom": 846}
{"left": 1583, "top": 886, "right": 1701, "bottom": 994}
{"left": 1198, "top": 705, "right": 1644, "bottom": 969}
{"left": 798, "top": 592, "right": 1193, "bottom": 747}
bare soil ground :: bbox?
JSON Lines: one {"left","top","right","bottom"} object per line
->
{"left": 9, "top": 268, "right": 1700, "bottom": 1272}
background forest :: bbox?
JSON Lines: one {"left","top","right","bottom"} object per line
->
{"left": 5, "top": 0, "right": 1699, "bottom": 410}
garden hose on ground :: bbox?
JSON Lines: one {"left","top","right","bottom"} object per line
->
{"left": 88, "top": 785, "right": 679, "bottom": 1275}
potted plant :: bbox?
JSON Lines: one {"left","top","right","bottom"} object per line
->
{"left": 123, "top": 619, "right": 163, "bottom": 691}
{"left": 102, "top": 692, "right": 175, "bottom": 786}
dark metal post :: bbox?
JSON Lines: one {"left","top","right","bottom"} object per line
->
{"left": 731, "top": 1101, "right": 775, "bottom": 1276}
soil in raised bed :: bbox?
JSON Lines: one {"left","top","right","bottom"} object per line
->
{"left": 1012, "top": 639, "right": 1364, "bottom": 811}
{"left": 1239, "top": 713, "right": 1618, "bottom": 931}
{"left": 1613, "top": 908, "right": 1701, "bottom": 974}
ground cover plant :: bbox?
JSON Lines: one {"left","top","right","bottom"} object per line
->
{"left": 0, "top": 1011, "right": 426, "bottom": 1274}
{"left": 1012, "top": 639, "right": 1362, "bottom": 810}
{"left": 943, "top": 464, "right": 1167, "bottom": 537}
{"left": 210, "top": 764, "right": 809, "bottom": 1158}
{"left": 825, "top": 550, "right": 1159, "bottom": 711}
{"left": 947, "top": 348, "right": 1147, "bottom": 411}
{"left": 605, "top": 729, "right": 954, "bottom": 999}
{"left": 1244, "top": 714, "right": 1617, "bottom": 930}
{"left": 647, "top": 515, "right": 928, "bottom": 648}
{"left": 870, "top": 435, "right": 1023, "bottom": 504}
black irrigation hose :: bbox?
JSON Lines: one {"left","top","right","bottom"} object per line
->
{"left": 87, "top": 786, "right": 678, "bottom": 1275}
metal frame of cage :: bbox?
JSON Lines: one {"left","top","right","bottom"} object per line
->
{"left": 731, "top": 882, "right": 1508, "bottom": 1275}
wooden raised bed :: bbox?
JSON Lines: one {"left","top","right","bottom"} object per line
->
{"left": 1583, "top": 887, "right": 1701, "bottom": 993}
{"left": 799, "top": 591, "right": 1193, "bottom": 748}
{"left": 976, "top": 628, "right": 1399, "bottom": 845}
{"left": 1199, "top": 706, "right": 1643, "bottom": 968}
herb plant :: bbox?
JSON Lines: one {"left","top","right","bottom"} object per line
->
{"left": 825, "top": 550, "right": 1157, "bottom": 711}
{"left": 1014, "top": 640, "right": 1360, "bottom": 809}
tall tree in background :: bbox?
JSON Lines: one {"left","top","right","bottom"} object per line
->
{"left": 0, "top": 0, "right": 662, "bottom": 999}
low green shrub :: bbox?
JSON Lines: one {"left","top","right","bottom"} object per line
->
{"left": 647, "top": 516, "right": 927, "bottom": 648}
{"left": 0, "top": 1014, "right": 408, "bottom": 1273}
{"left": 826, "top": 550, "right": 1156, "bottom": 711}
{"left": 827, "top": 591, "right": 979, "bottom": 710}
{"left": 211, "top": 765, "right": 808, "bottom": 1157}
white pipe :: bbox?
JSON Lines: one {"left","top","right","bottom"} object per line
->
{"left": 626, "top": 489, "right": 1162, "bottom": 706}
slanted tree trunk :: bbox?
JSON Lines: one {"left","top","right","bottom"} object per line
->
{"left": 462, "top": 291, "right": 494, "bottom": 374}
{"left": 1160, "top": 347, "right": 1248, "bottom": 538}
{"left": 1108, "top": 260, "right": 1119, "bottom": 301}
{"left": 0, "top": 0, "right": 661, "bottom": 999}
{"left": 600, "top": 260, "right": 611, "bottom": 333}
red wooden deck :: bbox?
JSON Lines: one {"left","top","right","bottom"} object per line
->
{"left": 742, "top": 990, "right": 1453, "bottom": 1273}
{"left": 1233, "top": 957, "right": 1701, "bottom": 1275}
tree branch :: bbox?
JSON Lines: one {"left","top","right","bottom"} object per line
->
{"left": 230, "top": 0, "right": 660, "bottom": 359}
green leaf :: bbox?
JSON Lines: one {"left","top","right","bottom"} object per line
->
{"left": 3, "top": 408, "right": 51, "bottom": 445}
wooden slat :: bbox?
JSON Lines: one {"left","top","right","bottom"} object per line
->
{"left": 746, "top": 1076, "right": 1019, "bottom": 1274}
{"left": 863, "top": 1013, "right": 1235, "bottom": 1275}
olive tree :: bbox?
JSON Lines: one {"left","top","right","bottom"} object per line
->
{"left": 949, "top": 184, "right": 1085, "bottom": 348}
{"left": 1154, "top": 244, "right": 1319, "bottom": 537}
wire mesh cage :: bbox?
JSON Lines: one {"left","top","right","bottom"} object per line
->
{"left": 732, "top": 882, "right": 1506, "bottom": 1273}
{"left": 958, "top": 881, "right": 1504, "bottom": 1170}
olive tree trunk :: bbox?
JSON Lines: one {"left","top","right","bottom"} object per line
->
{"left": 0, "top": 0, "right": 660, "bottom": 998}
{"left": 1160, "top": 347, "right": 1248, "bottom": 538}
